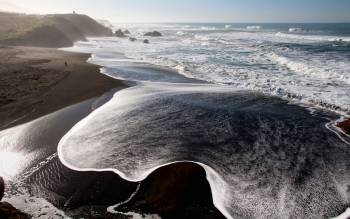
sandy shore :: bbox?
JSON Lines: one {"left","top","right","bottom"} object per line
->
{"left": 0, "top": 46, "right": 127, "bottom": 130}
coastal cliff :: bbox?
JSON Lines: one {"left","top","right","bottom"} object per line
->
{"left": 0, "top": 12, "right": 113, "bottom": 48}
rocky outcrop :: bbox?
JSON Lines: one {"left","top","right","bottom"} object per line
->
{"left": 113, "top": 163, "right": 226, "bottom": 219}
{"left": 115, "top": 29, "right": 126, "bottom": 37}
{"left": 143, "top": 39, "right": 150, "bottom": 44}
{"left": 144, "top": 31, "right": 162, "bottom": 37}
{"left": 129, "top": 37, "right": 137, "bottom": 42}
{"left": 124, "top": 29, "right": 131, "bottom": 34}
{"left": 337, "top": 119, "right": 350, "bottom": 135}
{"left": 0, "top": 202, "right": 29, "bottom": 219}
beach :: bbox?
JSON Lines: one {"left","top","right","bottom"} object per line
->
{"left": 0, "top": 12, "right": 350, "bottom": 218}
{"left": 0, "top": 46, "right": 126, "bottom": 130}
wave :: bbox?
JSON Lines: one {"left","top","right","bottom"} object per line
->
{"left": 200, "top": 26, "right": 217, "bottom": 31}
{"left": 58, "top": 83, "right": 350, "bottom": 219}
{"left": 246, "top": 25, "right": 262, "bottom": 30}
{"left": 276, "top": 32, "right": 350, "bottom": 42}
{"left": 288, "top": 28, "right": 305, "bottom": 33}
{"left": 268, "top": 52, "right": 350, "bottom": 84}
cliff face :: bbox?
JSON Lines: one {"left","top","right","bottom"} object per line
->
{"left": 0, "top": 12, "right": 113, "bottom": 48}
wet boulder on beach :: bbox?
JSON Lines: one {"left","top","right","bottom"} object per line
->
{"left": 337, "top": 119, "right": 350, "bottom": 135}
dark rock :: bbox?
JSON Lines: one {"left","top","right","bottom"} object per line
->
{"left": 0, "top": 202, "right": 29, "bottom": 219}
{"left": 143, "top": 39, "right": 150, "bottom": 44}
{"left": 337, "top": 119, "right": 350, "bottom": 135}
{"left": 113, "top": 163, "right": 226, "bottom": 219}
{"left": 129, "top": 37, "right": 137, "bottom": 42}
{"left": 0, "top": 177, "right": 3, "bottom": 201}
{"left": 124, "top": 30, "right": 131, "bottom": 34}
{"left": 115, "top": 29, "right": 126, "bottom": 37}
{"left": 144, "top": 31, "right": 162, "bottom": 37}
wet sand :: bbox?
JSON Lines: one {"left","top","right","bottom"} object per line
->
{"left": 0, "top": 46, "right": 224, "bottom": 218}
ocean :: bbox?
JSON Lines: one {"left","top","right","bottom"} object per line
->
{"left": 66, "top": 23, "right": 350, "bottom": 115}
{"left": 57, "top": 23, "right": 350, "bottom": 218}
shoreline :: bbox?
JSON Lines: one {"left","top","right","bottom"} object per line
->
{"left": 0, "top": 45, "right": 225, "bottom": 218}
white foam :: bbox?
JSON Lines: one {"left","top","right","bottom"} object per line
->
{"left": 276, "top": 32, "right": 350, "bottom": 42}
{"left": 246, "top": 25, "right": 262, "bottom": 30}
{"left": 3, "top": 185, "right": 69, "bottom": 219}
{"left": 331, "top": 208, "right": 350, "bottom": 219}
{"left": 289, "top": 28, "right": 305, "bottom": 33}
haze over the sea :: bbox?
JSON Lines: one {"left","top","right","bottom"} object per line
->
{"left": 2, "top": 0, "right": 350, "bottom": 23}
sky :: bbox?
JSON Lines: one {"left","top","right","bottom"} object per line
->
{"left": 3, "top": 0, "right": 350, "bottom": 23}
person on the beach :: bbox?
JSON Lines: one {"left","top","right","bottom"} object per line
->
{"left": 65, "top": 61, "right": 68, "bottom": 67}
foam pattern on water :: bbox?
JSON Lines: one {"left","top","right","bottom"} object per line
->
{"left": 59, "top": 83, "right": 350, "bottom": 219}
{"left": 63, "top": 23, "right": 350, "bottom": 114}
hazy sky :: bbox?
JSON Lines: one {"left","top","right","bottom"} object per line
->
{"left": 6, "top": 0, "right": 350, "bottom": 23}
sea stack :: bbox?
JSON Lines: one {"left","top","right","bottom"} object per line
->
{"left": 144, "top": 31, "right": 162, "bottom": 37}
{"left": 115, "top": 29, "right": 126, "bottom": 37}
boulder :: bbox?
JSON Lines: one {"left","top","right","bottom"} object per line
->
{"left": 144, "top": 31, "right": 162, "bottom": 37}
{"left": 115, "top": 29, "right": 126, "bottom": 37}
{"left": 337, "top": 119, "right": 350, "bottom": 135}
{"left": 129, "top": 37, "right": 137, "bottom": 42}
{"left": 143, "top": 39, "right": 150, "bottom": 44}
{"left": 124, "top": 29, "right": 131, "bottom": 34}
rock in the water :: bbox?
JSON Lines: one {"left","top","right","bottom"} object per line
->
{"left": 0, "top": 177, "right": 3, "bottom": 201}
{"left": 0, "top": 202, "right": 29, "bottom": 219}
{"left": 115, "top": 29, "right": 126, "bottom": 37}
{"left": 337, "top": 119, "right": 350, "bottom": 135}
{"left": 124, "top": 29, "right": 131, "bottom": 34}
{"left": 144, "top": 31, "right": 162, "bottom": 37}
{"left": 143, "top": 39, "right": 150, "bottom": 44}
{"left": 129, "top": 37, "right": 137, "bottom": 42}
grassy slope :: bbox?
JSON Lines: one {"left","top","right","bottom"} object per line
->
{"left": 0, "top": 12, "right": 113, "bottom": 48}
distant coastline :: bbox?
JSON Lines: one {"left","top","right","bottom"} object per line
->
{"left": 0, "top": 12, "right": 113, "bottom": 48}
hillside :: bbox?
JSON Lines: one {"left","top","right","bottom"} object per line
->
{"left": 0, "top": 12, "right": 113, "bottom": 48}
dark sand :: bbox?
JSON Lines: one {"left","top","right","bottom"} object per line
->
{"left": 0, "top": 46, "right": 224, "bottom": 218}
{"left": 0, "top": 46, "right": 127, "bottom": 130}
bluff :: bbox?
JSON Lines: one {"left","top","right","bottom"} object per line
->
{"left": 0, "top": 12, "right": 113, "bottom": 47}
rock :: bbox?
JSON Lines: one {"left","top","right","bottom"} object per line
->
{"left": 124, "top": 29, "right": 131, "bottom": 34}
{"left": 0, "top": 177, "right": 3, "bottom": 201}
{"left": 0, "top": 202, "right": 29, "bottom": 219}
{"left": 144, "top": 31, "right": 162, "bottom": 37}
{"left": 115, "top": 29, "right": 126, "bottom": 37}
{"left": 337, "top": 119, "right": 350, "bottom": 135}
{"left": 143, "top": 39, "right": 150, "bottom": 44}
{"left": 129, "top": 37, "right": 137, "bottom": 42}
